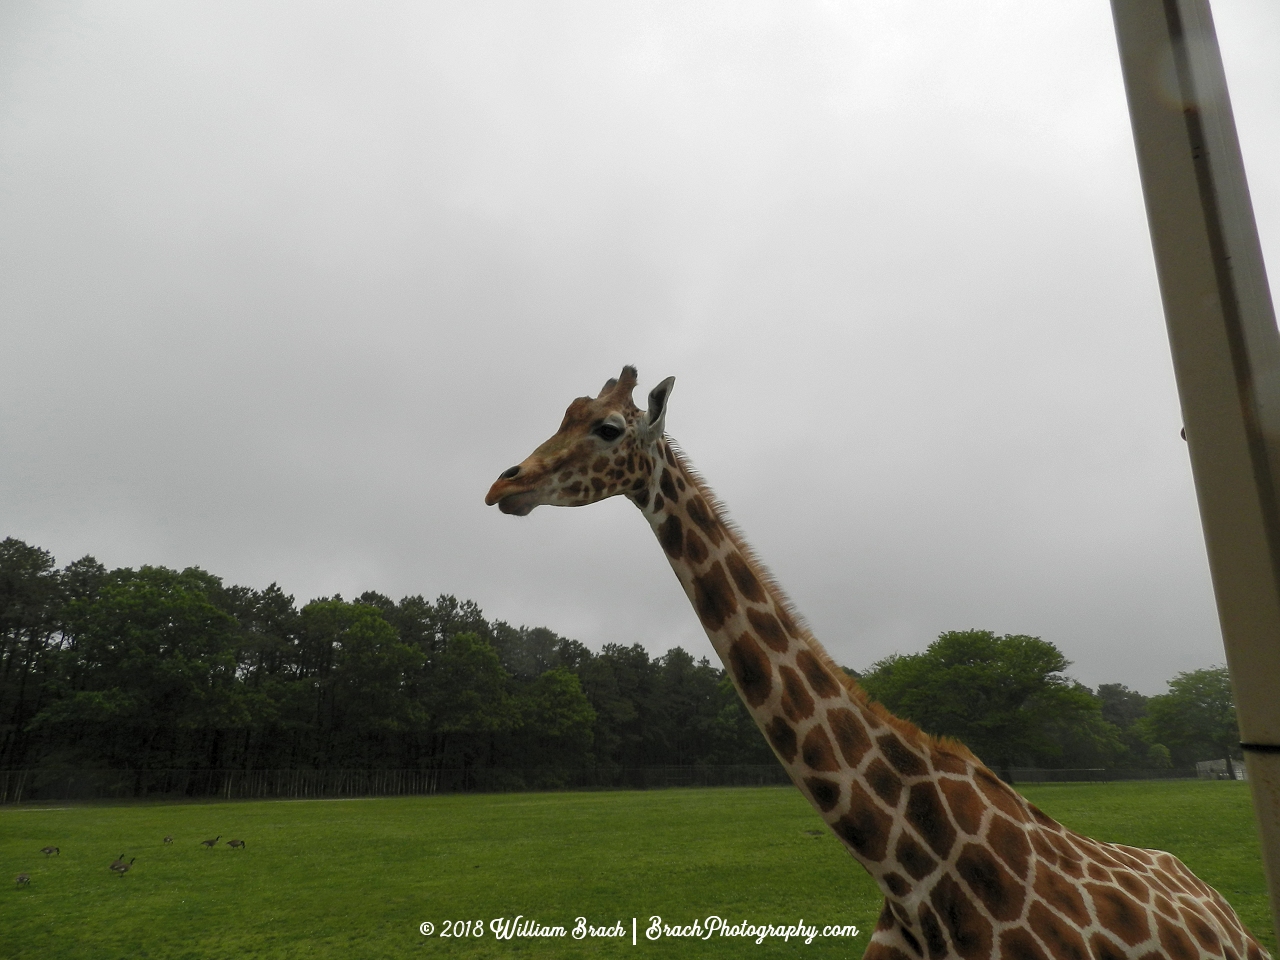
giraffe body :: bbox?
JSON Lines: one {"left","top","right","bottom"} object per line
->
{"left": 485, "top": 367, "right": 1270, "bottom": 960}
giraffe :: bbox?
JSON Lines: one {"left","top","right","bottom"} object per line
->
{"left": 485, "top": 366, "right": 1272, "bottom": 960}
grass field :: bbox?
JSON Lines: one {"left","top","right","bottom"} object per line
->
{"left": 0, "top": 781, "right": 1272, "bottom": 959}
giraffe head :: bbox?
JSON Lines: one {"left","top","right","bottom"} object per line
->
{"left": 485, "top": 365, "right": 674, "bottom": 516}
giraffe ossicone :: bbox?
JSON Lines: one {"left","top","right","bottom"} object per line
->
{"left": 485, "top": 366, "right": 1271, "bottom": 960}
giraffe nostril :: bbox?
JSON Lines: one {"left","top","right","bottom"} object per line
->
{"left": 500, "top": 465, "right": 520, "bottom": 480}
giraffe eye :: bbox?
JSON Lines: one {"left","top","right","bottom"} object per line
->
{"left": 595, "top": 423, "right": 623, "bottom": 442}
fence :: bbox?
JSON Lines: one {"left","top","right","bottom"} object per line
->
{"left": 1007, "top": 767, "right": 1196, "bottom": 784}
{"left": 0, "top": 764, "right": 796, "bottom": 804}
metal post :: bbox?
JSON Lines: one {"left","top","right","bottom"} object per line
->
{"left": 1111, "top": 0, "right": 1280, "bottom": 936}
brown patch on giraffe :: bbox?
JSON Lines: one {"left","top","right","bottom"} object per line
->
{"left": 804, "top": 777, "right": 840, "bottom": 812}
{"left": 727, "top": 632, "right": 771, "bottom": 707}
{"left": 652, "top": 493, "right": 664, "bottom": 511}
{"left": 591, "top": 477, "right": 605, "bottom": 493}
{"left": 891, "top": 901, "right": 914, "bottom": 929}
{"left": 774, "top": 602, "right": 801, "bottom": 638}
{"left": 659, "top": 515, "right": 683, "bottom": 558}
{"left": 973, "top": 768, "right": 1027, "bottom": 822}
{"left": 876, "top": 901, "right": 896, "bottom": 931}
{"left": 693, "top": 561, "right": 738, "bottom": 631}
{"left": 1086, "top": 862, "right": 1112, "bottom": 883}
{"left": 766, "top": 716, "right": 797, "bottom": 762}
{"left": 746, "top": 608, "right": 789, "bottom": 652}
{"left": 938, "top": 779, "right": 984, "bottom": 835}
{"left": 794, "top": 649, "right": 840, "bottom": 699}
{"left": 865, "top": 757, "right": 903, "bottom": 806}
{"left": 676, "top": 475, "right": 685, "bottom": 491}
{"left": 863, "top": 945, "right": 913, "bottom": 960}
{"left": 633, "top": 488, "right": 650, "bottom": 507}
{"left": 613, "top": 454, "right": 625, "bottom": 466}
{"left": 663, "top": 443, "right": 676, "bottom": 467}
{"left": 558, "top": 469, "right": 573, "bottom": 482}
{"left": 780, "top": 666, "right": 815, "bottom": 723}
{"left": 659, "top": 468, "right": 679, "bottom": 503}
{"left": 917, "top": 904, "right": 948, "bottom": 960}
{"left": 592, "top": 456, "right": 609, "bottom": 473}
{"left": 1116, "top": 872, "right": 1151, "bottom": 904}
{"left": 684, "top": 528, "right": 709, "bottom": 564}
{"left": 630, "top": 477, "right": 645, "bottom": 491}
{"left": 1085, "top": 883, "right": 1151, "bottom": 947}
{"left": 833, "top": 782, "right": 892, "bottom": 862}
{"left": 1157, "top": 915, "right": 1198, "bottom": 960}
{"left": 877, "top": 733, "right": 928, "bottom": 777}
{"left": 1088, "top": 932, "right": 1128, "bottom": 960}
{"left": 723, "top": 551, "right": 764, "bottom": 601}
{"left": 1246, "top": 943, "right": 1265, "bottom": 960}
{"left": 900, "top": 926, "right": 923, "bottom": 957}
{"left": 1001, "top": 927, "right": 1051, "bottom": 960}
{"left": 566, "top": 480, "right": 584, "bottom": 495}
{"left": 1180, "top": 906, "right": 1224, "bottom": 955}
{"left": 1032, "top": 862, "right": 1089, "bottom": 925}
{"left": 828, "top": 708, "right": 872, "bottom": 767}
{"left": 1027, "top": 901, "right": 1090, "bottom": 960}
{"left": 930, "top": 747, "right": 969, "bottom": 775}
{"left": 956, "top": 842, "right": 1023, "bottom": 921}
{"left": 883, "top": 872, "right": 910, "bottom": 898}
{"left": 988, "top": 815, "right": 1031, "bottom": 877}
{"left": 801, "top": 725, "right": 839, "bottom": 771}
{"left": 1029, "top": 804, "right": 1061, "bottom": 831}
{"left": 929, "top": 874, "right": 993, "bottom": 960}
{"left": 1152, "top": 893, "right": 1178, "bottom": 921}
{"left": 1204, "top": 900, "right": 1244, "bottom": 951}
{"left": 1046, "top": 834, "right": 1085, "bottom": 876}
{"left": 1111, "top": 849, "right": 1149, "bottom": 873}
{"left": 895, "top": 833, "right": 937, "bottom": 881}
{"left": 905, "top": 782, "right": 956, "bottom": 859}
{"left": 685, "top": 495, "right": 722, "bottom": 544}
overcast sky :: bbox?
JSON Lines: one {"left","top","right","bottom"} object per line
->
{"left": 2, "top": 1, "right": 1277, "bottom": 694}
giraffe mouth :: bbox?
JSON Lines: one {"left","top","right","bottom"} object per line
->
{"left": 493, "top": 489, "right": 541, "bottom": 516}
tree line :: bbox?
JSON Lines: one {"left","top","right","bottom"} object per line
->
{"left": 0, "top": 537, "right": 1239, "bottom": 781}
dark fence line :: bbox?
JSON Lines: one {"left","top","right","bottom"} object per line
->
{"left": 0, "top": 764, "right": 793, "bottom": 803}
{"left": 0, "top": 764, "right": 1196, "bottom": 804}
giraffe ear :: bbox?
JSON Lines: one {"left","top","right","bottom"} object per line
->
{"left": 641, "top": 376, "right": 675, "bottom": 439}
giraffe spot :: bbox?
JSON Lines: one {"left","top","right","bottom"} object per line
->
{"left": 917, "top": 904, "right": 948, "bottom": 959}
{"left": 828, "top": 708, "right": 872, "bottom": 767}
{"left": 1001, "top": 927, "right": 1050, "bottom": 960}
{"left": 684, "top": 528, "right": 709, "bottom": 564}
{"left": 633, "top": 489, "right": 650, "bottom": 508}
{"left": 591, "top": 476, "right": 605, "bottom": 493}
{"left": 895, "top": 833, "right": 937, "bottom": 881}
{"left": 626, "top": 454, "right": 635, "bottom": 471}
{"left": 883, "top": 872, "right": 910, "bottom": 898}
{"left": 659, "top": 468, "right": 679, "bottom": 503}
{"left": 592, "top": 456, "right": 609, "bottom": 472}
{"left": 801, "top": 725, "right": 839, "bottom": 771}
{"left": 1032, "top": 862, "right": 1088, "bottom": 925}
{"left": 1086, "top": 882, "right": 1151, "bottom": 947}
{"left": 780, "top": 666, "right": 815, "bottom": 722}
{"left": 693, "top": 561, "right": 738, "bottom": 631}
{"left": 725, "top": 552, "right": 766, "bottom": 603}
{"left": 676, "top": 475, "right": 685, "bottom": 491}
{"left": 1180, "top": 907, "right": 1223, "bottom": 954}
{"left": 1087, "top": 933, "right": 1128, "bottom": 960}
{"left": 804, "top": 776, "right": 841, "bottom": 812}
{"left": 613, "top": 455, "right": 626, "bottom": 466}
{"left": 877, "top": 733, "right": 928, "bottom": 777}
{"left": 775, "top": 603, "right": 801, "bottom": 638}
{"left": 1116, "top": 872, "right": 1151, "bottom": 904}
{"left": 796, "top": 649, "right": 840, "bottom": 699}
{"left": 766, "top": 716, "right": 797, "bottom": 762}
{"left": 1029, "top": 804, "right": 1061, "bottom": 831}
{"left": 746, "top": 608, "right": 789, "bottom": 652}
{"left": 566, "top": 481, "right": 583, "bottom": 495}
{"left": 1153, "top": 893, "right": 1178, "bottom": 921}
{"left": 727, "top": 632, "right": 771, "bottom": 707}
{"left": 905, "top": 782, "right": 956, "bottom": 859}
{"left": 930, "top": 748, "right": 968, "bottom": 775}
{"left": 663, "top": 444, "right": 676, "bottom": 467}
{"left": 659, "top": 515, "right": 684, "bottom": 558}
{"left": 1204, "top": 901, "right": 1244, "bottom": 951}
{"left": 1047, "top": 834, "right": 1085, "bottom": 877}
{"left": 1246, "top": 944, "right": 1265, "bottom": 960}
{"left": 686, "top": 495, "right": 722, "bottom": 544}
{"left": 1087, "top": 862, "right": 1112, "bottom": 882}
{"left": 863, "top": 945, "right": 912, "bottom": 960}
{"left": 877, "top": 901, "right": 896, "bottom": 931}
{"left": 891, "top": 901, "right": 913, "bottom": 929}
{"left": 1157, "top": 915, "right": 1198, "bottom": 960}
{"left": 653, "top": 493, "right": 664, "bottom": 512}
{"left": 928, "top": 874, "right": 993, "bottom": 960}
{"left": 956, "top": 842, "right": 1023, "bottom": 921}
{"left": 606, "top": 482, "right": 617, "bottom": 493}
{"left": 900, "top": 926, "right": 923, "bottom": 957}
{"left": 973, "top": 768, "right": 1027, "bottom": 821}
{"left": 630, "top": 477, "right": 645, "bottom": 491}
{"left": 865, "top": 757, "right": 903, "bottom": 806}
{"left": 1027, "top": 901, "right": 1090, "bottom": 960}
{"left": 938, "top": 779, "right": 984, "bottom": 835}
{"left": 833, "top": 782, "right": 892, "bottom": 862}
{"left": 987, "top": 815, "right": 1031, "bottom": 878}
{"left": 559, "top": 470, "right": 574, "bottom": 482}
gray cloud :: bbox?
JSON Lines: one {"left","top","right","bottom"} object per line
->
{"left": 2, "top": 1, "right": 1277, "bottom": 693}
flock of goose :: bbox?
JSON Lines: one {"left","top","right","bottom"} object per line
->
{"left": 14, "top": 836, "right": 246, "bottom": 887}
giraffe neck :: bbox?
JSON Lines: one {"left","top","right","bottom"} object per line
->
{"left": 631, "top": 438, "right": 1008, "bottom": 892}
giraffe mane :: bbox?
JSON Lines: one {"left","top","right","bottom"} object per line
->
{"left": 665, "top": 438, "right": 980, "bottom": 767}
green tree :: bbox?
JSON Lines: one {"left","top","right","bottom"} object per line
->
{"left": 860, "top": 630, "right": 1107, "bottom": 779}
{"left": 1139, "top": 666, "right": 1239, "bottom": 767}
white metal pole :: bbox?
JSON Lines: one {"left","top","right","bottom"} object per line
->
{"left": 1110, "top": 0, "right": 1280, "bottom": 938}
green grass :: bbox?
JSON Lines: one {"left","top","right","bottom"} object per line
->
{"left": 0, "top": 781, "right": 1272, "bottom": 959}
